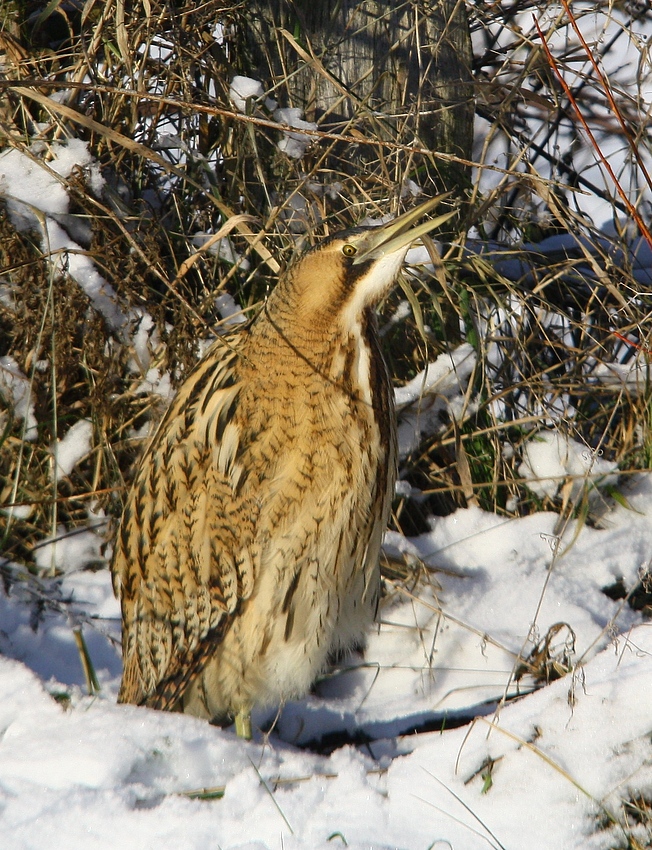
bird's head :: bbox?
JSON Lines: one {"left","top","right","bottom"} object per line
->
{"left": 271, "top": 196, "right": 452, "bottom": 334}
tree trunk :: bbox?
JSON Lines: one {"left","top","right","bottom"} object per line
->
{"left": 239, "top": 0, "right": 474, "bottom": 198}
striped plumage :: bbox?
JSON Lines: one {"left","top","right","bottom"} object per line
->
{"left": 111, "top": 197, "right": 445, "bottom": 734}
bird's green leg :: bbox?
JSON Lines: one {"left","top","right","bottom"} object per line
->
{"left": 235, "top": 709, "right": 252, "bottom": 740}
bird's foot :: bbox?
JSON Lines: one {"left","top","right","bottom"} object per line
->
{"left": 235, "top": 709, "right": 252, "bottom": 740}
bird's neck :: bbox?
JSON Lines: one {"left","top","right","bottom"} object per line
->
{"left": 248, "top": 293, "right": 383, "bottom": 406}
{"left": 253, "top": 286, "right": 340, "bottom": 363}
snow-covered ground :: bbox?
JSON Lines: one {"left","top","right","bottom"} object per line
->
{"left": 2, "top": 467, "right": 652, "bottom": 850}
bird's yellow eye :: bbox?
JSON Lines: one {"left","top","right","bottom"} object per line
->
{"left": 342, "top": 243, "right": 357, "bottom": 257}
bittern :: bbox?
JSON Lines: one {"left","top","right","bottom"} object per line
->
{"left": 111, "top": 197, "right": 447, "bottom": 738}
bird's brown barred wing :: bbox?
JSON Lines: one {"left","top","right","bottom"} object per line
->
{"left": 111, "top": 334, "right": 259, "bottom": 709}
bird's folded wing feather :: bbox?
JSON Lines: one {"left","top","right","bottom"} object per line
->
{"left": 111, "top": 335, "right": 259, "bottom": 708}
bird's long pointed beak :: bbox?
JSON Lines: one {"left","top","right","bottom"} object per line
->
{"left": 352, "top": 194, "right": 454, "bottom": 265}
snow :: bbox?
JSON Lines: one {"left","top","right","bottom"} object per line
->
{"left": 229, "top": 75, "right": 268, "bottom": 113}
{"left": 192, "top": 231, "right": 251, "bottom": 272}
{"left": 394, "top": 344, "right": 477, "bottom": 458}
{"left": 229, "top": 76, "right": 317, "bottom": 159}
{"left": 462, "top": 229, "right": 652, "bottom": 291}
{"left": 2, "top": 468, "right": 652, "bottom": 849}
{"left": 51, "top": 418, "right": 93, "bottom": 479}
{"left": 519, "top": 430, "right": 619, "bottom": 500}
{"left": 274, "top": 107, "right": 318, "bottom": 160}
{"left": 33, "top": 524, "right": 106, "bottom": 575}
{"left": 0, "top": 355, "right": 37, "bottom": 441}
{"left": 592, "top": 355, "right": 652, "bottom": 392}
{"left": 215, "top": 292, "right": 248, "bottom": 325}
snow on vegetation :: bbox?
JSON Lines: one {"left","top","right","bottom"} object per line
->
{"left": 274, "top": 107, "right": 318, "bottom": 159}
{"left": 228, "top": 74, "right": 274, "bottom": 113}
{"left": 0, "top": 140, "right": 131, "bottom": 334}
{"left": 51, "top": 419, "right": 93, "bottom": 480}
{"left": 214, "top": 291, "right": 248, "bottom": 326}
{"left": 0, "top": 355, "right": 38, "bottom": 441}
{"left": 0, "top": 145, "right": 176, "bottom": 408}
{"left": 229, "top": 75, "right": 317, "bottom": 159}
